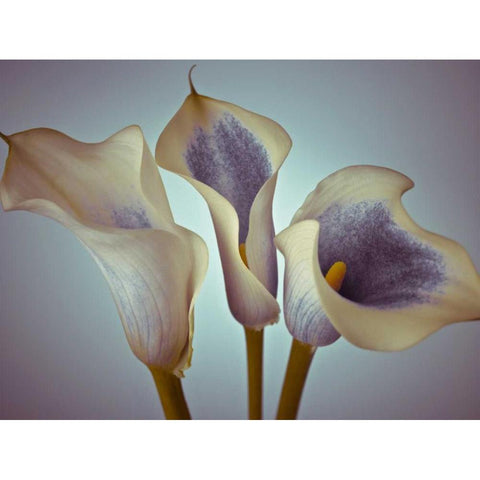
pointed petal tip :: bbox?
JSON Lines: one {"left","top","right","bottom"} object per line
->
{"left": 188, "top": 64, "right": 198, "bottom": 95}
{"left": 0, "top": 132, "right": 10, "bottom": 146}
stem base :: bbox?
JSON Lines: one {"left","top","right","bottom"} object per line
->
{"left": 149, "top": 367, "right": 191, "bottom": 420}
{"left": 276, "top": 338, "right": 316, "bottom": 420}
{"left": 244, "top": 327, "right": 264, "bottom": 420}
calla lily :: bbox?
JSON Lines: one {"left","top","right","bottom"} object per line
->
{"left": 274, "top": 165, "right": 480, "bottom": 419}
{"left": 0, "top": 126, "right": 208, "bottom": 418}
{"left": 155, "top": 68, "right": 292, "bottom": 419}
{"left": 155, "top": 68, "right": 292, "bottom": 330}
{"left": 275, "top": 165, "right": 480, "bottom": 352}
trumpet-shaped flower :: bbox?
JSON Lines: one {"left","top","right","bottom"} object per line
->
{"left": 0, "top": 126, "right": 208, "bottom": 377}
{"left": 155, "top": 70, "right": 292, "bottom": 329}
{"left": 275, "top": 165, "right": 480, "bottom": 351}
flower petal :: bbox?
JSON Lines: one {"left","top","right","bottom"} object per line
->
{"left": 245, "top": 170, "right": 279, "bottom": 297}
{"left": 1, "top": 126, "right": 174, "bottom": 229}
{"left": 275, "top": 220, "right": 341, "bottom": 347}
{"left": 83, "top": 225, "right": 208, "bottom": 376}
{"left": 156, "top": 76, "right": 291, "bottom": 328}
{"left": 277, "top": 166, "right": 480, "bottom": 350}
{"left": 0, "top": 126, "right": 208, "bottom": 375}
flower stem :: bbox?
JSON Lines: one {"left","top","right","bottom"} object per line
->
{"left": 276, "top": 338, "right": 316, "bottom": 420}
{"left": 244, "top": 327, "right": 264, "bottom": 420}
{"left": 149, "top": 367, "right": 191, "bottom": 420}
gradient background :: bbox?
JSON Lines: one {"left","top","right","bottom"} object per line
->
{"left": 0, "top": 60, "right": 478, "bottom": 420}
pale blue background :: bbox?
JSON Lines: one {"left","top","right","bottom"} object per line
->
{"left": 0, "top": 61, "right": 478, "bottom": 419}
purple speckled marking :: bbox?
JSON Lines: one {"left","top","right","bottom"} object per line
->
{"left": 111, "top": 206, "right": 151, "bottom": 229}
{"left": 317, "top": 201, "right": 446, "bottom": 308}
{"left": 184, "top": 113, "right": 272, "bottom": 243}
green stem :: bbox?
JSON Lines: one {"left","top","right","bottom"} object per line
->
{"left": 276, "top": 338, "right": 316, "bottom": 420}
{"left": 244, "top": 327, "right": 264, "bottom": 420}
{"left": 149, "top": 367, "right": 191, "bottom": 420}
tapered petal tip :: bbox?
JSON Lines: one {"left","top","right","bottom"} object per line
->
{"left": 188, "top": 65, "right": 198, "bottom": 95}
{"left": 0, "top": 132, "right": 9, "bottom": 145}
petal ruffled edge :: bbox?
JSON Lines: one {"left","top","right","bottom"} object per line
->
{"left": 0, "top": 125, "right": 175, "bottom": 230}
{"left": 291, "top": 165, "right": 414, "bottom": 225}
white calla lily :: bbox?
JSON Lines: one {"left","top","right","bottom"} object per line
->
{"left": 155, "top": 68, "right": 292, "bottom": 330}
{"left": 0, "top": 126, "right": 208, "bottom": 379}
{"left": 275, "top": 165, "right": 480, "bottom": 351}
{"left": 155, "top": 68, "right": 292, "bottom": 419}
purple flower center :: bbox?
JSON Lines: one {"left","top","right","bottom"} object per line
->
{"left": 317, "top": 201, "right": 446, "bottom": 308}
{"left": 184, "top": 113, "right": 272, "bottom": 244}
{"left": 111, "top": 205, "right": 152, "bottom": 229}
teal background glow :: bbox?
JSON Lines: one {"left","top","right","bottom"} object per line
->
{"left": 0, "top": 60, "right": 479, "bottom": 419}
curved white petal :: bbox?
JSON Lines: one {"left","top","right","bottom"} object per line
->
{"left": 276, "top": 166, "right": 480, "bottom": 350}
{"left": 275, "top": 221, "right": 341, "bottom": 347}
{"left": 0, "top": 127, "right": 208, "bottom": 375}
{"left": 155, "top": 78, "right": 291, "bottom": 328}
{"left": 1, "top": 126, "right": 174, "bottom": 229}
{"left": 246, "top": 171, "right": 279, "bottom": 297}
{"left": 83, "top": 224, "right": 208, "bottom": 376}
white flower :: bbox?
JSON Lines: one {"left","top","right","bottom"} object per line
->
{"left": 275, "top": 165, "right": 480, "bottom": 350}
{"left": 155, "top": 68, "right": 292, "bottom": 329}
{"left": 0, "top": 126, "right": 208, "bottom": 376}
